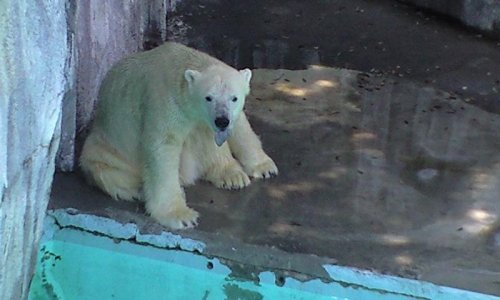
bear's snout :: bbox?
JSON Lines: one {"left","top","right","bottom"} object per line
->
{"left": 215, "top": 117, "right": 230, "bottom": 130}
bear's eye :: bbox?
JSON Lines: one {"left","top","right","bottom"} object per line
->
{"left": 232, "top": 96, "right": 238, "bottom": 102}
{"left": 205, "top": 96, "right": 212, "bottom": 102}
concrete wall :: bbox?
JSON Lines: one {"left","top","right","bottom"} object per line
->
{"left": 399, "top": 0, "right": 500, "bottom": 37}
{"left": 57, "top": 0, "right": 170, "bottom": 171}
{"left": 0, "top": 1, "right": 69, "bottom": 299}
{"left": 0, "top": 1, "right": 171, "bottom": 299}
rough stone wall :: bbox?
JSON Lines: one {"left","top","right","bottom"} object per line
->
{"left": 0, "top": 1, "right": 69, "bottom": 299}
{"left": 57, "top": 0, "right": 169, "bottom": 171}
{"left": 399, "top": 0, "right": 500, "bottom": 37}
{"left": 1, "top": 0, "right": 171, "bottom": 298}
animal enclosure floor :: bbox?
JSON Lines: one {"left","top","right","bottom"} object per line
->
{"left": 51, "top": 67, "right": 500, "bottom": 296}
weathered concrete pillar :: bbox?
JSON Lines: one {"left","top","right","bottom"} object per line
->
{"left": 1, "top": 0, "right": 172, "bottom": 298}
{"left": 0, "top": 1, "right": 69, "bottom": 299}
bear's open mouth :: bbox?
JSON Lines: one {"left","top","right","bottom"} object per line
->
{"left": 214, "top": 129, "right": 231, "bottom": 146}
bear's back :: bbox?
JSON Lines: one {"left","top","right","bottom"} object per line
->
{"left": 144, "top": 42, "right": 225, "bottom": 76}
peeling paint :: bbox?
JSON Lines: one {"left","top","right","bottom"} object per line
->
{"left": 47, "top": 208, "right": 205, "bottom": 253}
{"left": 48, "top": 209, "right": 137, "bottom": 240}
{"left": 35, "top": 211, "right": 499, "bottom": 299}
{"left": 136, "top": 231, "right": 205, "bottom": 253}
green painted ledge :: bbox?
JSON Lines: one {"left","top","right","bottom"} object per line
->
{"left": 29, "top": 209, "right": 500, "bottom": 300}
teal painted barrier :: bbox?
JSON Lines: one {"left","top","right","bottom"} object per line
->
{"left": 30, "top": 220, "right": 499, "bottom": 300}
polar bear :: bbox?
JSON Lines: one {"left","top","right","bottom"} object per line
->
{"left": 80, "top": 42, "right": 278, "bottom": 229}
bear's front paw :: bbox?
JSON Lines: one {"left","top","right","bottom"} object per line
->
{"left": 245, "top": 157, "right": 279, "bottom": 179}
{"left": 209, "top": 161, "right": 251, "bottom": 190}
{"left": 149, "top": 198, "right": 199, "bottom": 230}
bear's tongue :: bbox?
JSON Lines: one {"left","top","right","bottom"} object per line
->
{"left": 215, "top": 130, "right": 230, "bottom": 147}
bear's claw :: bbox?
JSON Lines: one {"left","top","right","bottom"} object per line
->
{"left": 149, "top": 202, "right": 199, "bottom": 230}
{"left": 207, "top": 160, "right": 251, "bottom": 190}
{"left": 215, "top": 169, "right": 251, "bottom": 190}
{"left": 246, "top": 158, "right": 279, "bottom": 180}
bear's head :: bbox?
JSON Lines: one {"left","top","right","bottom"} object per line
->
{"left": 184, "top": 65, "right": 252, "bottom": 146}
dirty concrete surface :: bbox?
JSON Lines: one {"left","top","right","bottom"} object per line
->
{"left": 52, "top": 0, "right": 500, "bottom": 296}
{"left": 52, "top": 67, "right": 500, "bottom": 295}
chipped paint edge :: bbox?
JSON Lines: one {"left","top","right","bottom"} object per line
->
{"left": 46, "top": 208, "right": 206, "bottom": 253}
{"left": 41, "top": 209, "right": 499, "bottom": 300}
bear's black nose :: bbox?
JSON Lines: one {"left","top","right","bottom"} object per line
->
{"left": 215, "top": 117, "right": 230, "bottom": 130}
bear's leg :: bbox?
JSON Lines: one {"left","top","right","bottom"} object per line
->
{"left": 80, "top": 132, "right": 141, "bottom": 201}
{"left": 203, "top": 142, "right": 251, "bottom": 190}
{"left": 228, "top": 113, "right": 278, "bottom": 179}
{"left": 143, "top": 143, "right": 199, "bottom": 229}
{"left": 186, "top": 126, "right": 250, "bottom": 190}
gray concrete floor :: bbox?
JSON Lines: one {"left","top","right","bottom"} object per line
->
{"left": 52, "top": 0, "right": 500, "bottom": 296}
{"left": 168, "top": 0, "right": 500, "bottom": 113}
{"left": 52, "top": 66, "right": 500, "bottom": 295}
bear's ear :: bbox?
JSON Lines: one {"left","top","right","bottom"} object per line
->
{"left": 239, "top": 68, "right": 252, "bottom": 84}
{"left": 184, "top": 69, "right": 201, "bottom": 85}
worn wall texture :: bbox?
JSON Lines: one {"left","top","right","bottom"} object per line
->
{"left": 0, "top": 1, "right": 69, "bottom": 299}
{"left": 0, "top": 1, "right": 171, "bottom": 299}
{"left": 57, "top": 0, "right": 170, "bottom": 171}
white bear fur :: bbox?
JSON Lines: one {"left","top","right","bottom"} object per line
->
{"left": 80, "top": 42, "right": 277, "bottom": 229}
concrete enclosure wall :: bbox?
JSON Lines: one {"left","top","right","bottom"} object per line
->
{"left": 0, "top": 1, "right": 170, "bottom": 299}
{"left": 58, "top": 0, "right": 170, "bottom": 171}
{"left": 399, "top": 0, "right": 500, "bottom": 37}
{"left": 0, "top": 1, "right": 68, "bottom": 299}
